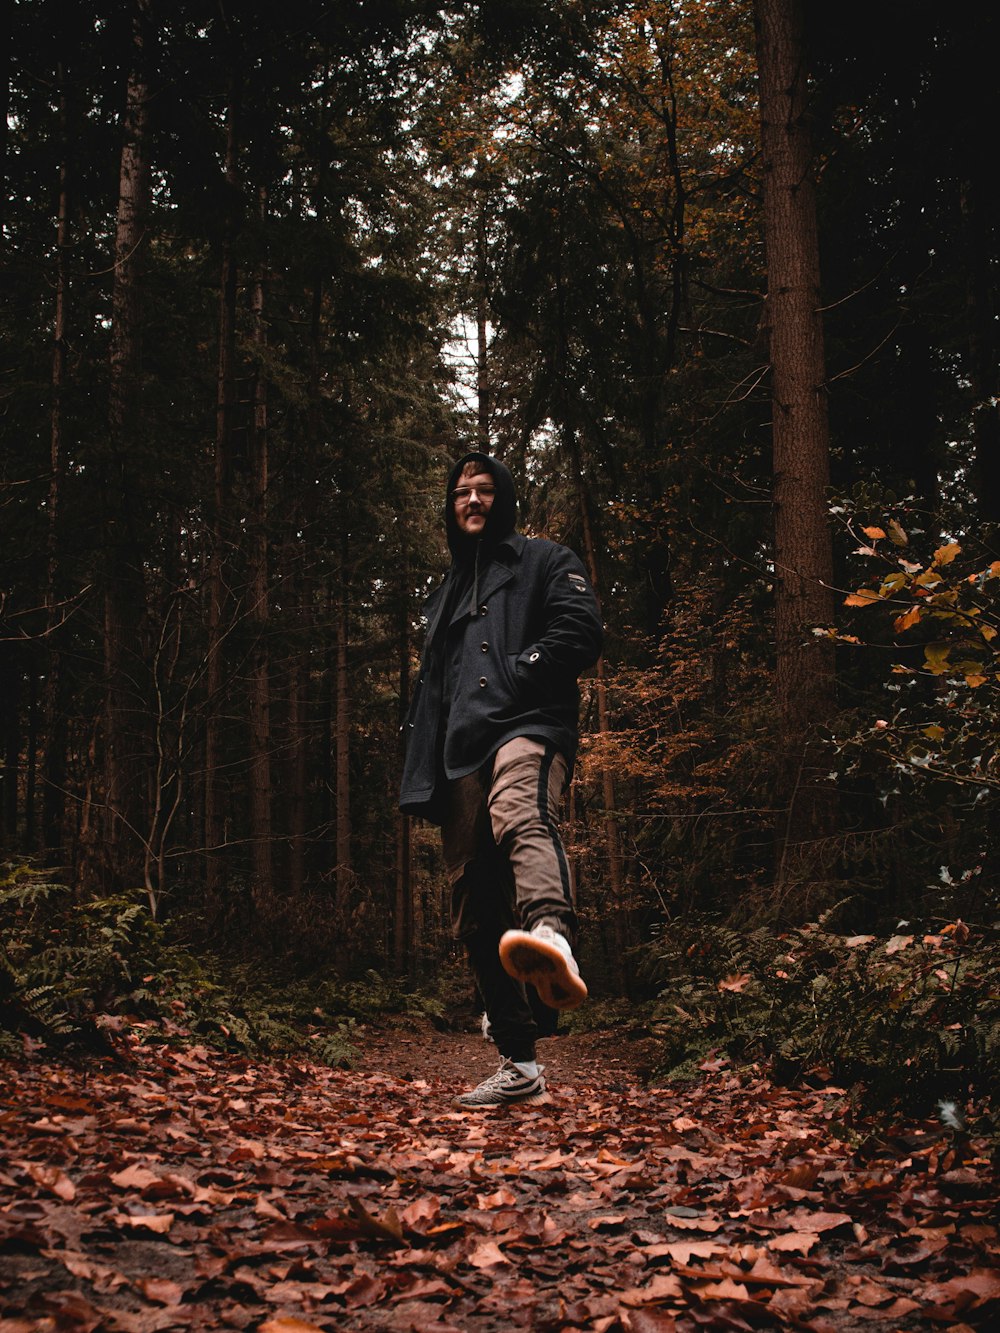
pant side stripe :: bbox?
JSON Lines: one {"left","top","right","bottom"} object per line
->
{"left": 537, "top": 745, "right": 573, "bottom": 910}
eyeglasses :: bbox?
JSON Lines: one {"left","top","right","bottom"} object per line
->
{"left": 451, "top": 485, "right": 496, "bottom": 504}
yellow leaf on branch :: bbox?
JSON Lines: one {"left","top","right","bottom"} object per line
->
{"left": 888, "top": 519, "right": 908, "bottom": 545}
{"left": 932, "top": 541, "right": 961, "bottom": 566}
{"left": 923, "top": 643, "right": 951, "bottom": 674}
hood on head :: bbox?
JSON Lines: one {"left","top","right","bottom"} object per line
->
{"left": 444, "top": 451, "right": 518, "bottom": 559}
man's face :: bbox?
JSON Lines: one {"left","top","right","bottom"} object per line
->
{"left": 452, "top": 470, "right": 496, "bottom": 536}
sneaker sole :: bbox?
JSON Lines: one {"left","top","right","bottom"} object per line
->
{"left": 498, "top": 931, "right": 588, "bottom": 1011}
{"left": 455, "top": 1089, "right": 552, "bottom": 1109}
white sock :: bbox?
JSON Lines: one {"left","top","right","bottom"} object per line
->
{"left": 513, "top": 1059, "right": 539, "bottom": 1079}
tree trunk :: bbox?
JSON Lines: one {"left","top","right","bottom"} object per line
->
{"left": 0, "top": 651, "right": 19, "bottom": 847}
{"left": 41, "top": 67, "right": 71, "bottom": 863}
{"left": 754, "top": 0, "right": 837, "bottom": 899}
{"left": 394, "top": 578, "right": 412, "bottom": 972}
{"left": 287, "top": 271, "right": 326, "bottom": 898}
{"left": 287, "top": 611, "right": 308, "bottom": 898}
{"left": 102, "top": 0, "right": 152, "bottom": 890}
{"left": 247, "top": 188, "right": 273, "bottom": 905}
{"left": 333, "top": 537, "right": 352, "bottom": 920}
{"left": 205, "top": 80, "right": 240, "bottom": 897}
{"left": 568, "top": 431, "right": 628, "bottom": 990}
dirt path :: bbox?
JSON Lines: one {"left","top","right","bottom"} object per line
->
{"left": 0, "top": 1023, "right": 997, "bottom": 1332}
{"left": 354, "top": 1016, "right": 662, "bottom": 1091}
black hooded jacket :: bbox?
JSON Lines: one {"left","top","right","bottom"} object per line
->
{"left": 399, "top": 452, "right": 603, "bottom": 822}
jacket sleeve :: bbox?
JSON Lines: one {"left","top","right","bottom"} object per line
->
{"left": 515, "top": 544, "right": 603, "bottom": 689}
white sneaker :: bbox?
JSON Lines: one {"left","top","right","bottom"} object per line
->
{"left": 456, "top": 1057, "right": 548, "bottom": 1108}
{"left": 499, "top": 924, "right": 588, "bottom": 1011}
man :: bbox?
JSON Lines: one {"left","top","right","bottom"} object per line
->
{"left": 399, "top": 451, "right": 603, "bottom": 1107}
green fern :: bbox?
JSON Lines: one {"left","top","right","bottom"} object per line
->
{"left": 647, "top": 910, "right": 1000, "bottom": 1124}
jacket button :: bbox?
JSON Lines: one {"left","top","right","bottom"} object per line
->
{"left": 528, "top": 651, "right": 540, "bottom": 663}
{"left": 480, "top": 642, "right": 489, "bottom": 652}
{"left": 479, "top": 604, "right": 488, "bottom": 614}
{"left": 479, "top": 677, "right": 487, "bottom": 688}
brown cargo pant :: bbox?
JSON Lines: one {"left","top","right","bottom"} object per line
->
{"left": 441, "top": 736, "right": 577, "bottom": 1063}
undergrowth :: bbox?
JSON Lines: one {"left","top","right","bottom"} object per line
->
{"left": 0, "top": 863, "right": 440, "bottom": 1067}
{"left": 5, "top": 860, "right": 998, "bottom": 1139}
{"left": 644, "top": 900, "right": 1000, "bottom": 1131}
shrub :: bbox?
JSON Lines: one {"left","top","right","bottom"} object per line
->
{"left": 646, "top": 906, "right": 1000, "bottom": 1127}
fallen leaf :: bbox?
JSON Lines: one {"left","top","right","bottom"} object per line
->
{"left": 134, "top": 1276, "right": 186, "bottom": 1306}
{"left": 620, "top": 1273, "right": 685, "bottom": 1306}
{"left": 692, "top": 1277, "right": 751, "bottom": 1300}
{"left": 110, "top": 1163, "right": 164, "bottom": 1191}
{"left": 768, "top": 1231, "right": 820, "bottom": 1255}
{"left": 468, "top": 1241, "right": 510, "bottom": 1268}
{"left": 717, "top": 973, "right": 751, "bottom": 993}
{"left": 621, "top": 1308, "right": 678, "bottom": 1331}
{"left": 347, "top": 1196, "right": 405, "bottom": 1245}
{"left": 23, "top": 1164, "right": 76, "bottom": 1202}
{"left": 110, "top": 1212, "right": 174, "bottom": 1234}
{"left": 259, "top": 1320, "right": 327, "bottom": 1333}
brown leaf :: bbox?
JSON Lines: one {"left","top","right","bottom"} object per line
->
{"left": 924, "top": 1268, "right": 1000, "bottom": 1311}
{"left": 717, "top": 973, "right": 751, "bottom": 993}
{"left": 786, "top": 1210, "right": 853, "bottom": 1234}
{"left": 768, "top": 1231, "right": 820, "bottom": 1255}
{"left": 134, "top": 1276, "right": 186, "bottom": 1306}
{"left": 259, "top": 1320, "right": 327, "bottom": 1333}
{"left": 401, "top": 1195, "right": 442, "bottom": 1227}
{"left": 110, "top": 1163, "right": 164, "bottom": 1192}
{"left": 664, "top": 1213, "right": 723, "bottom": 1233}
{"left": 692, "top": 1277, "right": 751, "bottom": 1301}
{"left": 893, "top": 605, "right": 922, "bottom": 632}
{"left": 347, "top": 1195, "right": 405, "bottom": 1245}
{"left": 642, "top": 1241, "right": 727, "bottom": 1264}
{"left": 342, "top": 1273, "right": 385, "bottom": 1309}
{"left": 110, "top": 1211, "right": 174, "bottom": 1234}
{"left": 391, "top": 1275, "right": 454, "bottom": 1301}
{"left": 468, "top": 1241, "right": 510, "bottom": 1268}
{"left": 621, "top": 1309, "right": 679, "bottom": 1331}
{"left": 620, "top": 1274, "right": 685, "bottom": 1306}
{"left": 475, "top": 1187, "right": 517, "bottom": 1210}
{"left": 777, "top": 1163, "right": 822, "bottom": 1190}
{"left": 23, "top": 1163, "right": 76, "bottom": 1201}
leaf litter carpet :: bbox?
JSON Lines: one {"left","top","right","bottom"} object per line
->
{"left": 0, "top": 1022, "right": 997, "bottom": 1332}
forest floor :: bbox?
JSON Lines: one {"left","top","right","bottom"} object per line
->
{"left": 0, "top": 1014, "right": 997, "bottom": 1333}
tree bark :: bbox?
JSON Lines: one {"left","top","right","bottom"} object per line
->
{"left": 205, "top": 78, "right": 240, "bottom": 897}
{"left": 333, "top": 536, "right": 352, "bottom": 919}
{"left": 287, "top": 610, "right": 309, "bottom": 898}
{"left": 102, "top": 0, "right": 152, "bottom": 890}
{"left": 41, "top": 67, "right": 71, "bottom": 863}
{"left": 754, "top": 0, "right": 837, "bottom": 897}
{"left": 247, "top": 187, "right": 273, "bottom": 904}
{"left": 568, "top": 431, "right": 628, "bottom": 990}
{"left": 394, "top": 572, "right": 412, "bottom": 972}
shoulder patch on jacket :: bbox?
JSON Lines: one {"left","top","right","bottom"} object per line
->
{"left": 567, "top": 572, "right": 588, "bottom": 593}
